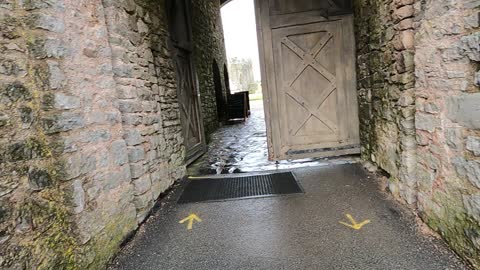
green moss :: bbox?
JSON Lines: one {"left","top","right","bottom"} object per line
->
{"left": 422, "top": 192, "right": 480, "bottom": 269}
{"left": 79, "top": 217, "right": 137, "bottom": 269}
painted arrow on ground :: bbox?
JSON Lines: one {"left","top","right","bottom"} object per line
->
{"left": 179, "top": 213, "right": 202, "bottom": 230}
{"left": 339, "top": 213, "right": 370, "bottom": 230}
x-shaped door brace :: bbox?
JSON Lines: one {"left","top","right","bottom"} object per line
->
{"left": 281, "top": 32, "right": 338, "bottom": 135}
{"left": 178, "top": 72, "right": 198, "bottom": 142}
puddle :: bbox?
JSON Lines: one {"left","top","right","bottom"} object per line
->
{"left": 188, "top": 100, "right": 359, "bottom": 176}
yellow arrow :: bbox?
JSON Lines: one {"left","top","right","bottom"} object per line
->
{"left": 339, "top": 213, "right": 370, "bottom": 230}
{"left": 179, "top": 213, "right": 202, "bottom": 230}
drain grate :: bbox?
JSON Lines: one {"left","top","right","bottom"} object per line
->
{"left": 178, "top": 172, "right": 303, "bottom": 203}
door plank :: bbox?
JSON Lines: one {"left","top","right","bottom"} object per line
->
{"left": 255, "top": 0, "right": 359, "bottom": 160}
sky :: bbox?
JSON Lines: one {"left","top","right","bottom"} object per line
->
{"left": 221, "top": 0, "right": 261, "bottom": 81}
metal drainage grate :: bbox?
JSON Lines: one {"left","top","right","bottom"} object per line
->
{"left": 178, "top": 172, "right": 303, "bottom": 203}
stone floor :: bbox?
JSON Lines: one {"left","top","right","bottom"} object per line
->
{"left": 187, "top": 100, "right": 359, "bottom": 176}
{"left": 110, "top": 164, "right": 468, "bottom": 270}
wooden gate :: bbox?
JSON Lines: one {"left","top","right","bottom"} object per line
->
{"left": 255, "top": 0, "right": 360, "bottom": 160}
{"left": 167, "top": 0, "right": 206, "bottom": 163}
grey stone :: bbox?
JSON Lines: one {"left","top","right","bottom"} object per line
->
{"left": 47, "top": 60, "right": 66, "bottom": 89}
{"left": 42, "top": 112, "right": 85, "bottom": 134}
{"left": 113, "top": 64, "right": 133, "bottom": 77}
{"left": 55, "top": 93, "right": 80, "bottom": 110}
{"left": 475, "top": 71, "right": 480, "bottom": 87}
{"left": 122, "top": 114, "right": 143, "bottom": 125}
{"left": 415, "top": 113, "right": 439, "bottom": 132}
{"left": 124, "top": 129, "right": 143, "bottom": 146}
{"left": 28, "top": 38, "right": 58, "bottom": 59}
{"left": 86, "top": 130, "right": 111, "bottom": 144}
{"left": 2, "top": 82, "right": 31, "bottom": 103}
{"left": 130, "top": 163, "right": 146, "bottom": 179}
{"left": 28, "top": 168, "right": 51, "bottom": 191}
{"left": 463, "top": 194, "right": 480, "bottom": 223}
{"left": 0, "top": 113, "right": 9, "bottom": 127}
{"left": 464, "top": 12, "right": 480, "bottom": 29}
{"left": 128, "top": 146, "right": 145, "bottom": 163}
{"left": 445, "top": 128, "right": 463, "bottom": 150}
{"left": 452, "top": 157, "right": 480, "bottom": 189}
{"left": 44, "top": 38, "right": 68, "bottom": 58}
{"left": 87, "top": 111, "right": 120, "bottom": 125}
{"left": 133, "top": 174, "right": 152, "bottom": 195}
{"left": 464, "top": 0, "right": 480, "bottom": 9}
{"left": 133, "top": 191, "right": 153, "bottom": 211}
{"left": 447, "top": 93, "right": 480, "bottom": 129}
{"left": 34, "top": 14, "right": 65, "bottom": 33}
{"left": 19, "top": 106, "right": 34, "bottom": 128}
{"left": 73, "top": 179, "right": 85, "bottom": 214}
{"left": 118, "top": 100, "right": 142, "bottom": 113}
{"left": 460, "top": 32, "right": 480, "bottom": 62}
{"left": 466, "top": 136, "right": 480, "bottom": 156}
{"left": 111, "top": 140, "right": 128, "bottom": 166}
{"left": 100, "top": 166, "right": 131, "bottom": 192}
{"left": 424, "top": 102, "right": 440, "bottom": 114}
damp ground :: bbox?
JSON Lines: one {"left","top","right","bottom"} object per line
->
{"left": 187, "top": 100, "right": 359, "bottom": 176}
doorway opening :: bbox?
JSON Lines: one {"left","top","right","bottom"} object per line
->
{"left": 213, "top": 60, "right": 226, "bottom": 122}
{"left": 187, "top": 0, "right": 358, "bottom": 176}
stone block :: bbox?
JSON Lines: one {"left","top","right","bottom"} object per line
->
{"left": 463, "top": 195, "right": 480, "bottom": 223}
{"left": 452, "top": 157, "right": 480, "bottom": 189}
{"left": 464, "top": 0, "right": 480, "bottom": 9}
{"left": 394, "top": 5, "right": 414, "bottom": 21}
{"left": 73, "top": 179, "right": 85, "bottom": 214}
{"left": 133, "top": 174, "right": 151, "bottom": 195}
{"left": 100, "top": 165, "right": 131, "bottom": 192}
{"left": 128, "top": 146, "right": 145, "bottom": 163}
{"left": 447, "top": 93, "right": 480, "bottom": 129}
{"left": 118, "top": 100, "right": 142, "bottom": 113}
{"left": 33, "top": 14, "right": 65, "bottom": 33}
{"left": 130, "top": 163, "right": 146, "bottom": 179}
{"left": 464, "top": 12, "right": 480, "bottom": 29}
{"left": 460, "top": 32, "right": 480, "bottom": 62}
{"left": 415, "top": 113, "right": 440, "bottom": 132}
{"left": 400, "top": 30, "right": 414, "bottom": 50}
{"left": 54, "top": 93, "right": 80, "bottom": 110}
{"left": 466, "top": 136, "right": 480, "bottom": 156}
{"left": 110, "top": 140, "right": 129, "bottom": 166}
{"left": 134, "top": 191, "right": 153, "bottom": 211}
{"left": 87, "top": 111, "right": 120, "bottom": 125}
{"left": 28, "top": 168, "right": 51, "bottom": 191}
{"left": 42, "top": 112, "right": 85, "bottom": 134}
{"left": 124, "top": 129, "right": 143, "bottom": 145}
{"left": 47, "top": 60, "right": 66, "bottom": 90}
{"left": 445, "top": 128, "right": 463, "bottom": 150}
{"left": 86, "top": 130, "right": 111, "bottom": 144}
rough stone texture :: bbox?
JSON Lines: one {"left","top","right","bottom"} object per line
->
{"left": 0, "top": 0, "right": 225, "bottom": 268}
{"left": 0, "top": 1, "right": 80, "bottom": 268}
{"left": 102, "top": 0, "right": 185, "bottom": 227}
{"left": 415, "top": 0, "right": 480, "bottom": 267}
{"left": 354, "top": 0, "right": 417, "bottom": 204}
{"left": 191, "top": 0, "right": 229, "bottom": 137}
{"left": 355, "top": 0, "right": 480, "bottom": 268}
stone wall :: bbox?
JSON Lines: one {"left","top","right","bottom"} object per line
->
{"left": 102, "top": 0, "right": 185, "bottom": 226}
{"left": 191, "top": 0, "right": 228, "bottom": 137}
{"left": 355, "top": 0, "right": 480, "bottom": 267}
{"left": 0, "top": 1, "right": 81, "bottom": 268}
{"left": 0, "top": 0, "right": 226, "bottom": 268}
{"left": 415, "top": 0, "right": 480, "bottom": 267}
{"left": 354, "top": 0, "right": 417, "bottom": 203}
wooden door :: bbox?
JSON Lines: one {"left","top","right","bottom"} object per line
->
{"left": 167, "top": 0, "right": 206, "bottom": 163}
{"left": 255, "top": 0, "right": 360, "bottom": 160}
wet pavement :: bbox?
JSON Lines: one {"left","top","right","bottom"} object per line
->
{"left": 188, "top": 100, "right": 359, "bottom": 176}
{"left": 110, "top": 164, "right": 468, "bottom": 270}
